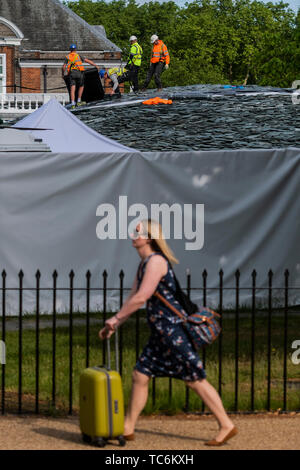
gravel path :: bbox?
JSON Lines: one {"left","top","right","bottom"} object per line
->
{"left": 0, "top": 414, "right": 299, "bottom": 450}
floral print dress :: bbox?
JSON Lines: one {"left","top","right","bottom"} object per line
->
{"left": 134, "top": 253, "right": 206, "bottom": 382}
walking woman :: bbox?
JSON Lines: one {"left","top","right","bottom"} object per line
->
{"left": 99, "top": 220, "right": 237, "bottom": 446}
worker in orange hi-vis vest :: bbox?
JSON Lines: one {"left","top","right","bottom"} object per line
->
{"left": 62, "top": 44, "right": 99, "bottom": 109}
{"left": 141, "top": 35, "right": 170, "bottom": 92}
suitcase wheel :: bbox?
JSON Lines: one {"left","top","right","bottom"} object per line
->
{"left": 94, "top": 437, "right": 106, "bottom": 448}
{"left": 82, "top": 433, "right": 92, "bottom": 444}
{"left": 118, "top": 436, "right": 126, "bottom": 447}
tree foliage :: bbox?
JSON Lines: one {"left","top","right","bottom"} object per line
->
{"left": 65, "top": 0, "right": 300, "bottom": 87}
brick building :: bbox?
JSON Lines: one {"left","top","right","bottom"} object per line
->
{"left": 0, "top": 0, "right": 122, "bottom": 94}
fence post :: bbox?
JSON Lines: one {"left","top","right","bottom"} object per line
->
{"left": 251, "top": 269, "right": 257, "bottom": 412}
{"left": 69, "top": 270, "right": 74, "bottom": 415}
{"left": 86, "top": 271, "right": 91, "bottom": 368}
{"left": 283, "top": 269, "right": 289, "bottom": 411}
{"left": 103, "top": 270, "right": 107, "bottom": 367}
{"left": 267, "top": 269, "right": 273, "bottom": 411}
{"left": 35, "top": 270, "right": 41, "bottom": 414}
{"left": 119, "top": 270, "right": 124, "bottom": 377}
{"left": 202, "top": 269, "right": 207, "bottom": 412}
{"left": 52, "top": 270, "right": 57, "bottom": 408}
{"left": 1, "top": 271, "right": 6, "bottom": 415}
{"left": 235, "top": 269, "right": 240, "bottom": 412}
{"left": 18, "top": 270, "right": 24, "bottom": 414}
{"left": 218, "top": 269, "right": 223, "bottom": 398}
{"left": 184, "top": 268, "right": 191, "bottom": 412}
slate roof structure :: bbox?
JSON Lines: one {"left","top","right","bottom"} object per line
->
{"left": 0, "top": 0, "right": 121, "bottom": 52}
{"left": 75, "top": 84, "right": 300, "bottom": 151}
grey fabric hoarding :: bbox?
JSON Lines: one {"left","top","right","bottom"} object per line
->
{"left": 0, "top": 148, "right": 299, "bottom": 314}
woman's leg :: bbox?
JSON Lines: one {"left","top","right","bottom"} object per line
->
{"left": 186, "top": 378, "right": 235, "bottom": 442}
{"left": 124, "top": 369, "right": 151, "bottom": 435}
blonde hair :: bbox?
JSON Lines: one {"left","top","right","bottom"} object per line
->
{"left": 140, "top": 219, "right": 179, "bottom": 265}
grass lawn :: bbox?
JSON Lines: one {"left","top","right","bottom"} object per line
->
{"left": 1, "top": 311, "right": 299, "bottom": 415}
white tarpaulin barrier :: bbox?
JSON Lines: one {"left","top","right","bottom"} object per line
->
{"left": 0, "top": 147, "right": 299, "bottom": 314}
{"left": 13, "top": 99, "right": 135, "bottom": 153}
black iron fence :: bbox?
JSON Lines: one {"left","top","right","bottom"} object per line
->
{"left": 1, "top": 269, "right": 299, "bottom": 415}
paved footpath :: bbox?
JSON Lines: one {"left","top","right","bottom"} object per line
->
{"left": 0, "top": 413, "right": 299, "bottom": 450}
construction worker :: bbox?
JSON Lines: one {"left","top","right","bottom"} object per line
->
{"left": 126, "top": 36, "right": 143, "bottom": 92}
{"left": 62, "top": 44, "right": 99, "bottom": 108}
{"left": 141, "top": 35, "right": 170, "bottom": 92}
{"left": 101, "top": 65, "right": 128, "bottom": 97}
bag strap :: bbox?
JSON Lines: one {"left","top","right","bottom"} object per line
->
{"left": 173, "top": 273, "right": 198, "bottom": 314}
{"left": 154, "top": 290, "right": 221, "bottom": 322}
{"left": 153, "top": 262, "right": 195, "bottom": 321}
{"left": 154, "top": 291, "right": 186, "bottom": 321}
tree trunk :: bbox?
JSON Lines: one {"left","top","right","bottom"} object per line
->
{"left": 229, "top": 63, "right": 233, "bottom": 83}
{"left": 243, "top": 65, "right": 250, "bottom": 86}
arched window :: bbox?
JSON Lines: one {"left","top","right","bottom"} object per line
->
{"left": 0, "top": 17, "right": 24, "bottom": 44}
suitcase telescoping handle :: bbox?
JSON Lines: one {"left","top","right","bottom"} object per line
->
{"left": 106, "top": 326, "right": 119, "bottom": 373}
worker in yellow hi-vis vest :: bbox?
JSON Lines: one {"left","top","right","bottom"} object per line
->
{"left": 125, "top": 36, "right": 143, "bottom": 92}
{"left": 101, "top": 66, "right": 128, "bottom": 97}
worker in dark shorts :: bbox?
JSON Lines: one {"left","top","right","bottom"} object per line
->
{"left": 62, "top": 44, "right": 99, "bottom": 109}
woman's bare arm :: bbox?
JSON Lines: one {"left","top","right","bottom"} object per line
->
{"left": 99, "top": 255, "right": 168, "bottom": 338}
{"left": 122, "top": 275, "right": 138, "bottom": 307}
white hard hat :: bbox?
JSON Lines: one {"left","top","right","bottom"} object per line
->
{"left": 151, "top": 34, "right": 159, "bottom": 43}
{"left": 129, "top": 35, "right": 137, "bottom": 41}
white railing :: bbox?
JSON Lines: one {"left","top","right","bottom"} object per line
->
{"left": 0, "top": 93, "right": 69, "bottom": 115}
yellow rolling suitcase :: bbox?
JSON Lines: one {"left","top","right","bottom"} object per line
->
{"left": 79, "top": 334, "right": 125, "bottom": 447}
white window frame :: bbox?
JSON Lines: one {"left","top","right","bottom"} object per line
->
{"left": 0, "top": 54, "right": 6, "bottom": 94}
